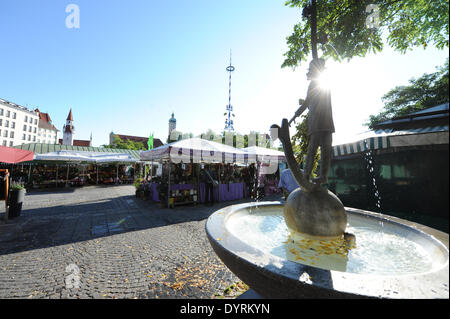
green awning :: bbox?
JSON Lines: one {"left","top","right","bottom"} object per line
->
{"left": 13, "top": 143, "right": 142, "bottom": 161}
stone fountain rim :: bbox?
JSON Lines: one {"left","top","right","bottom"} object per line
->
{"left": 206, "top": 201, "right": 449, "bottom": 299}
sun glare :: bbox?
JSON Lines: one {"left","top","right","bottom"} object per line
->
{"left": 318, "top": 68, "right": 333, "bottom": 90}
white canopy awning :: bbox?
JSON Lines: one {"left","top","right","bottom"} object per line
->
{"left": 34, "top": 150, "right": 138, "bottom": 163}
{"left": 242, "top": 146, "right": 286, "bottom": 163}
{"left": 140, "top": 137, "right": 248, "bottom": 164}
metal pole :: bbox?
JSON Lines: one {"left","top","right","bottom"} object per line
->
{"left": 3, "top": 169, "right": 9, "bottom": 223}
{"left": 28, "top": 164, "right": 32, "bottom": 185}
{"left": 66, "top": 164, "right": 69, "bottom": 187}
{"left": 96, "top": 165, "right": 98, "bottom": 185}
{"left": 218, "top": 164, "right": 221, "bottom": 203}
{"left": 167, "top": 161, "right": 171, "bottom": 208}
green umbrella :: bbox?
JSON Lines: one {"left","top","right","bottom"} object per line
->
{"left": 147, "top": 133, "right": 154, "bottom": 150}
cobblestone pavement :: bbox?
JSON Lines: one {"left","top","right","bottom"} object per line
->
{"left": 0, "top": 185, "right": 270, "bottom": 299}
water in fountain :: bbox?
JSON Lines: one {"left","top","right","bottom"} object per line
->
{"left": 226, "top": 208, "right": 436, "bottom": 275}
{"left": 362, "top": 139, "right": 384, "bottom": 237}
{"left": 256, "top": 162, "right": 265, "bottom": 202}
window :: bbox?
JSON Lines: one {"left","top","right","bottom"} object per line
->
{"left": 28, "top": 126, "right": 31, "bottom": 132}
{"left": 37, "top": 139, "right": 40, "bottom": 143}
{"left": 33, "top": 136, "right": 36, "bottom": 142}
{"left": 3, "top": 130, "right": 7, "bottom": 137}
{"left": 24, "top": 116, "right": 28, "bottom": 122}
{"left": 0, "top": 119, "right": 2, "bottom": 126}
{"left": 28, "top": 135, "right": 31, "bottom": 141}
{"left": 0, "top": 108, "right": 3, "bottom": 115}
{"left": 9, "top": 141, "right": 13, "bottom": 147}
{"left": 10, "top": 131, "right": 14, "bottom": 138}
{"left": 6, "top": 111, "right": 10, "bottom": 117}
{"left": 34, "top": 119, "right": 37, "bottom": 125}
{"left": 34, "top": 127, "right": 37, "bottom": 133}
{"left": 29, "top": 117, "right": 33, "bottom": 123}
{"left": 2, "top": 141, "right": 6, "bottom": 146}
{"left": 23, "top": 124, "right": 27, "bottom": 131}
{"left": 5, "top": 120, "right": 8, "bottom": 128}
{"left": 22, "top": 134, "right": 26, "bottom": 140}
{"left": 12, "top": 112, "right": 16, "bottom": 119}
{"left": 11, "top": 122, "right": 15, "bottom": 129}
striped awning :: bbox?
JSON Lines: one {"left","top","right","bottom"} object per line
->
{"left": 332, "top": 126, "right": 448, "bottom": 157}
{"left": 333, "top": 136, "right": 390, "bottom": 157}
{"left": 12, "top": 143, "right": 142, "bottom": 162}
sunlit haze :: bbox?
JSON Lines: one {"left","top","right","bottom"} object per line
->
{"left": 0, "top": 1, "right": 448, "bottom": 147}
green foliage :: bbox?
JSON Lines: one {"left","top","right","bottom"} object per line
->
{"left": 366, "top": 58, "right": 449, "bottom": 128}
{"left": 105, "top": 135, "right": 146, "bottom": 150}
{"left": 10, "top": 182, "right": 26, "bottom": 191}
{"left": 133, "top": 178, "right": 144, "bottom": 190}
{"left": 291, "top": 115, "right": 320, "bottom": 177}
{"left": 283, "top": 0, "right": 449, "bottom": 68}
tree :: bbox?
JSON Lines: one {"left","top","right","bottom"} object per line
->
{"left": 366, "top": 58, "right": 449, "bottom": 128}
{"left": 167, "top": 131, "right": 195, "bottom": 143}
{"left": 104, "top": 135, "right": 146, "bottom": 150}
{"left": 198, "top": 129, "right": 221, "bottom": 144}
{"left": 282, "top": 0, "right": 449, "bottom": 69}
{"left": 291, "top": 115, "right": 320, "bottom": 177}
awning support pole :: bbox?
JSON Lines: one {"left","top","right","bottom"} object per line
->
{"left": 66, "top": 164, "right": 69, "bottom": 187}
{"left": 167, "top": 161, "right": 171, "bottom": 208}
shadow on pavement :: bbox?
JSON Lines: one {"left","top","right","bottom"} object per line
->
{"left": 0, "top": 185, "right": 282, "bottom": 256}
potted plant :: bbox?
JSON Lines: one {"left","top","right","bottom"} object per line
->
{"left": 8, "top": 182, "right": 26, "bottom": 218}
{"left": 133, "top": 178, "right": 144, "bottom": 198}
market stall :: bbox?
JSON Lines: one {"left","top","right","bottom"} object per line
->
{"left": 0, "top": 146, "right": 34, "bottom": 222}
{"left": 242, "top": 146, "right": 285, "bottom": 197}
{"left": 29, "top": 150, "right": 138, "bottom": 188}
{"left": 8, "top": 143, "right": 142, "bottom": 188}
{"left": 140, "top": 138, "right": 248, "bottom": 207}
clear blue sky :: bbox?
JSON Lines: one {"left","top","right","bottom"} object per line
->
{"left": 1, "top": 1, "right": 448, "bottom": 146}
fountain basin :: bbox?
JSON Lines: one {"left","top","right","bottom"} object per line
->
{"left": 206, "top": 202, "right": 449, "bottom": 299}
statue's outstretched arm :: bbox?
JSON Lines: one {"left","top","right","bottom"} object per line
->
{"left": 289, "top": 98, "right": 309, "bottom": 125}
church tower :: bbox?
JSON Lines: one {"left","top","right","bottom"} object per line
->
{"left": 62, "top": 108, "right": 75, "bottom": 146}
{"left": 168, "top": 112, "right": 176, "bottom": 138}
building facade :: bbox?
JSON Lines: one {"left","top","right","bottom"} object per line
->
{"left": 36, "top": 109, "right": 59, "bottom": 144}
{"left": 0, "top": 98, "right": 41, "bottom": 147}
{"left": 329, "top": 104, "right": 449, "bottom": 232}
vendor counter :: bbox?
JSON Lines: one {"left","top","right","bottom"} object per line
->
{"left": 148, "top": 182, "right": 245, "bottom": 204}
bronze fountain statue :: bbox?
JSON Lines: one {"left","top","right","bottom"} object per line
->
{"left": 205, "top": 0, "right": 448, "bottom": 298}
{"left": 272, "top": 58, "right": 349, "bottom": 240}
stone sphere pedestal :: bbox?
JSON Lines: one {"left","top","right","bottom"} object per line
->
{"left": 283, "top": 188, "right": 347, "bottom": 238}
